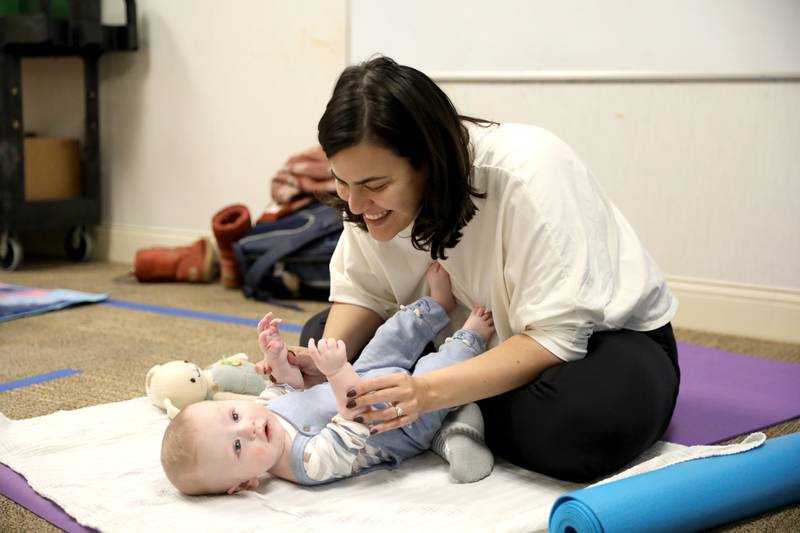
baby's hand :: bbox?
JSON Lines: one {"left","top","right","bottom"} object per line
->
{"left": 257, "top": 312, "right": 282, "bottom": 337}
{"left": 257, "top": 311, "right": 304, "bottom": 390}
{"left": 307, "top": 338, "right": 348, "bottom": 377}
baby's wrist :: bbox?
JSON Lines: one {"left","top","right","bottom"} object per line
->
{"left": 323, "top": 363, "right": 348, "bottom": 379}
{"left": 270, "top": 359, "right": 292, "bottom": 371}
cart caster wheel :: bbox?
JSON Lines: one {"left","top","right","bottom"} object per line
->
{"left": 65, "top": 227, "right": 93, "bottom": 262}
{"left": 1, "top": 235, "right": 23, "bottom": 271}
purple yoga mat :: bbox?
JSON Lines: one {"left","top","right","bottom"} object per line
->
{"left": 664, "top": 342, "right": 800, "bottom": 445}
{"left": 0, "top": 463, "right": 97, "bottom": 533}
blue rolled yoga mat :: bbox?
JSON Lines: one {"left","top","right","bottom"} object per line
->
{"left": 549, "top": 431, "right": 800, "bottom": 533}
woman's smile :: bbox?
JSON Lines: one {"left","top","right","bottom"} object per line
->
{"left": 364, "top": 210, "right": 390, "bottom": 223}
{"left": 330, "top": 140, "right": 425, "bottom": 241}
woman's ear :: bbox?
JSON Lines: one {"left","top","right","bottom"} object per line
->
{"left": 226, "top": 478, "right": 260, "bottom": 494}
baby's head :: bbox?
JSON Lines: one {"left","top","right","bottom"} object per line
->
{"left": 160, "top": 399, "right": 287, "bottom": 495}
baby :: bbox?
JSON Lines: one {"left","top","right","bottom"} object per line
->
{"left": 160, "top": 263, "right": 494, "bottom": 495}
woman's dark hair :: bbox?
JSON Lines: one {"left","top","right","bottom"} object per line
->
{"left": 317, "top": 56, "right": 492, "bottom": 260}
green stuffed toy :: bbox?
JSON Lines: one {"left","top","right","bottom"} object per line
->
{"left": 146, "top": 353, "right": 268, "bottom": 418}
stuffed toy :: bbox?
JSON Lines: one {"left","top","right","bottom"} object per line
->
{"left": 145, "top": 353, "right": 268, "bottom": 418}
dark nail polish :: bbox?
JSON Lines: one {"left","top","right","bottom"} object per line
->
{"left": 346, "top": 390, "right": 356, "bottom": 398}
{"left": 370, "top": 428, "right": 378, "bottom": 435}
{"left": 346, "top": 400, "right": 356, "bottom": 409}
{"left": 354, "top": 416, "right": 364, "bottom": 423}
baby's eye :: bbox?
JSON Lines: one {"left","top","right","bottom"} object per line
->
{"left": 234, "top": 439, "right": 241, "bottom": 455}
{"left": 232, "top": 411, "right": 239, "bottom": 422}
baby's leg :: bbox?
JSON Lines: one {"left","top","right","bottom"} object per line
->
{"left": 413, "top": 304, "right": 494, "bottom": 377}
{"left": 352, "top": 263, "right": 454, "bottom": 374}
{"left": 307, "top": 338, "right": 367, "bottom": 419}
{"left": 431, "top": 404, "right": 493, "bottom": 483}
{"left": 352, "top": 297, "right": 449, "bottom": 374}
{"left": 416, "top": 306, "right": 496, "bottom": 483}
{"left": 367, "top": 309, "right": 489, "bottom": 449}
{"left": 363, "top": 324, "right": 485, "bottom": 472}
{"left": 460, "top": 305, "right": 494, "bottom": 346}
{"left": 258, "top": 312, "right": 303, "bottom": 389}
{"left": 427, "top": 261, "right": 456, "bottom": 313}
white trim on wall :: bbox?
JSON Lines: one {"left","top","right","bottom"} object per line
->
{"left": 667, "top": 275, "right": 800, "bottom": 344}
{"left": 95, "top": 224, "right": 800, "bottom": 345}
{"left": 429, "top": 71, "right": 800, "bottom": 83}
{"left": 94, "top": 223, "right": 214, "bottom": 270}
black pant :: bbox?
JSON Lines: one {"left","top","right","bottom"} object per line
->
{"left": 301, "top": 309, "right": 680, "bottom": 483}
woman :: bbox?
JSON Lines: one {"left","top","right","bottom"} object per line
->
{"left": 269, "top": 56, "right": 679, "bottom": 483}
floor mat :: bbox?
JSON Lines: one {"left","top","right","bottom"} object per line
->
{"left": 550, "top": 431, "right": 800, "bottom": 532}
{"left": 3, "top": 338, "right": 799, "bottom": 531}
{"left": 665, "top": 342, "right": 800, "bottom": 445}
{"left": 0, "top": 397, "right": 776, "bottom": 533}
{"left": 0, "top": 398, "right": 585, "bottom": 533}
{"left": 0, "top": 283, "right": 109, "bottom": 322}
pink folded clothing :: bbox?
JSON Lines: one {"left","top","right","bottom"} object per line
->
{"left": 271, "top": 145, "right": 335, "bottom": 204}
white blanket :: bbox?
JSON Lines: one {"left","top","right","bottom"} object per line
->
{"left": 0, "top": 398, "right": 763, "bottom": 533}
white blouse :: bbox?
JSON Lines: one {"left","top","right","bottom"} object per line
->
{"left": 329, "top": 122, "right": 677, "bottom": 361}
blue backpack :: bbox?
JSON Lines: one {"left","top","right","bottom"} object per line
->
{"left": 233, "top": 202, "right": 342, "bottom": 304}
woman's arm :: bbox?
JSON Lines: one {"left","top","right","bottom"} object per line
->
{"left": 346, "top": 334, "right": 563, "bottom": 433}
{"left": 419, "top": 334, "right": 562, "bottom": 410}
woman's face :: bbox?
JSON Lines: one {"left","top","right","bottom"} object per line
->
{"left": 330, "top": 140, "right": 426, "bottom": 241}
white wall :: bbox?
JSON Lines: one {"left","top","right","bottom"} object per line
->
{"left": 346, "top": 0, "right": 800, "bottom": 342}
{"left": 350, "top": 0, "right": 800, "bottom": 77}
{"left": 21, "top": 1, "right": 800, "bottom": 342}
{"left": 440, "top": 82, "right": 800, "bottom": 342}
{"left": 439, "top": 82, "right": 800, "bottom": 289}
{"left": 24, "top": 0, "right": 348, "bottom": 253}
{"left": 348, "top": 0, "right": 800, "bottom": 290}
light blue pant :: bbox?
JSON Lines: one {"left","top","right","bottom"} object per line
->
{"left": 353, "top": 297, "right": 486, "bottom": 462}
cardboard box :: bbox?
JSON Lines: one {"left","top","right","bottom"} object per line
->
{"left": 24, "top": 137, "right": 81, "bottom": 201}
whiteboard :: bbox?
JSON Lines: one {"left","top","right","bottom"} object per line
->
{"left": 348, "top": 0, "right": 800, "bottom": 80}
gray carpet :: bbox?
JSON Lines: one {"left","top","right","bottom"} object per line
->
{"left": 1, "top": 260, "right": 798, "bottom": 532}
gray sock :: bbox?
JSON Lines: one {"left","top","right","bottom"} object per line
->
{"left": 431, "top": 403, "right": 494, "bottom": 483}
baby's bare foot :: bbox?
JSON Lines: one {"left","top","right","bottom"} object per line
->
{"left": 462, "top": 305, "right": 495, "bottom": 344}
{"left": 426, "top": 262, "right": 456, "bottom": 313}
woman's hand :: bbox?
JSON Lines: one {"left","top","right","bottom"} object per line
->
{"left": 255, "top": 345, "right": 327, "bottom": 388}
{"left": 344, "top": 373, "right": 432, "bottom": 434}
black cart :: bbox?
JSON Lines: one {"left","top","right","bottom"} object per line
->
{"left": 0, "top": 0, "right": 137, "bottom": 271}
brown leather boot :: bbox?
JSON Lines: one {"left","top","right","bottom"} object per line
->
{"left": 134, "top": 238, "right": 217, "bottom": 283}
{"left": 212, "top": 204, "right": 252, "bottom": 288}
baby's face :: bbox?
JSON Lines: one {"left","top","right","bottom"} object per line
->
{"left": 187, "top": 400, "right": 287, "bottom": 493}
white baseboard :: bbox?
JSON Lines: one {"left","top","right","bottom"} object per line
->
{"left": 94, "top": 223, "right": 214, "bottom": 265}
{"left": 667, "top": 276, "right": 800, "bottom": 344}
{"left": 94, "top": 223, "right": 800, "bottom": 344}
